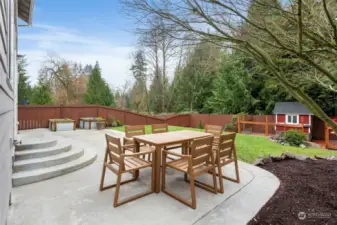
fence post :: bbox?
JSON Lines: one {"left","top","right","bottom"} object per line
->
{"left": 265, "top": 116, "right": 268, "bottom": 136}
{"left": 237, "top": 115, "right": 241, "bottom": 133}
{"left": 60, "top": 104, "right": 64, "bottom": 118}
{"left": 325, "top": 123, "right": 329, "bottom": 148}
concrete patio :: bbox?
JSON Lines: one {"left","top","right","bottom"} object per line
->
{"left": 8, "top": 129, "right": 279, "bottom": 225}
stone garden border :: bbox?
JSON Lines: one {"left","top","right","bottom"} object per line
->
{"left": 254, "top": 152, "right": 337, "bottom": 166}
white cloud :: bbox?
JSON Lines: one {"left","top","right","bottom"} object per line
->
{"left": 19, "top": 24, "right": 135, "bottom": 89}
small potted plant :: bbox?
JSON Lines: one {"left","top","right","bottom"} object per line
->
{"left": 224, "top": 115, "right": 238, "bottom": 133}
{"left": 96, "top": 117, "right": 106, "bottom": 130}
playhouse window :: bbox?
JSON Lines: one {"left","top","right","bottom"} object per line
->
{"left": 286, "top": 114, "right": 298, "bottom": 124}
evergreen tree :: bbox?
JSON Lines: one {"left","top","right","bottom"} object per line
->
{"left": 148, "top": 68, "right": 169, "bottom": 113}
{"left": 171, "top": 40, "right": 220, "bottom": 113}
{"left": 207, "top": 54, "right": 257, "bottom": 114}
{"left": 30, "top": 76, "right": 53, "bottom": 105}
{"left": 84, "top": 62, "right": 116, "bottom": 107}
{"left": 130, "top": 50, "right": 149, "bottom": 113}
{"left": 17, "top": 56, "right": 31, "bottom": 104}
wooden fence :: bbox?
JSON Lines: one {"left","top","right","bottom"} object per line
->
{"left": 18, "top": 105, "right": 190, "bottom": 130}
{"left": 237, "top": 115, "right": 276, "bottom": 136}
{"left": 17, "top": 104, "right": 326, "bottom": 141}
{"left": 236, "top": 115, "right": 308, "bottom": 136}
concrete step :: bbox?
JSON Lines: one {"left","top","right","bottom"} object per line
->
{"left": 12, "top": 150, "right": 97, "bottom": 187}
{"left": 14, "top": 143, "right": 72, "bottom": 161}
{"left": 13, "top": 148, "right": 84, "bottom": 172}
{"left": 16, "top": 139, "right": 58, "bottom": 151}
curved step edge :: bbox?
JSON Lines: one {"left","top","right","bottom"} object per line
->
{"left": 13, "top": 148, "right": 84, "bottom": 172}
{"left": 15, "top": 143, "right": 72, "bottom": 161}
{"left": 12, "top": 151, "right": 97, "bottom": 187}
{"left": 15, "top": 140, "right": 58, "bottom": 151}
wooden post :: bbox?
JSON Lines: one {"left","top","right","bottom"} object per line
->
{"left": 242, "top": 114, "right": 246, "bottom": 131}
{"left": 265, "top": 116, "right": 268, "bottom": 136}
{"left": 325, "top": 123, "right": 329, "bottom": 149}
{"left": 60, "top": 104, "right": 64, "bottom": 118}
{"left": 237, "top": 115, "right": 241, "bottom": 133}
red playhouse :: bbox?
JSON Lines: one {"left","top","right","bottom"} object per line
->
{"left": 273, "top": 102, "right": 313, "bottom": 138}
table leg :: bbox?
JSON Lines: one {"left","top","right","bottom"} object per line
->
{"left": 183, "top": 142, "right": 189, "bottom": 181}
{"left": 182, "top": 142, "right": 187, "bottom": 154}
{"left": 133, "top": 140, "right": 140, "bottom": 179}
{"left": 155, "top": 145, "right": 161, "bottom": 193}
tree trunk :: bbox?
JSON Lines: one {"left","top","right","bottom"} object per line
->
{"left": 162, "top": 41, "right": 166, "bottom": 113}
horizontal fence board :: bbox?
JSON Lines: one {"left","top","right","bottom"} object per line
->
{"left": 17, "top": 105, "right": 325, "bottom": 139}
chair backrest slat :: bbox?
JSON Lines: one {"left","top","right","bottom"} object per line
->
{"left": 218, "top": 133, "right": 236, "bottom": 159}
{"left": 190, "top": 136, "right": 213, "bottom": 167}
{"left": 193, "top": 144, "right": 210, "bottom": 157}
{"left": 151, "top": 124, "right": 168, "bottom": 134}
{"left": 125, "top": 125, "right": 146, "bottom": 137}
{"left": 108, "top": 143, "right": 121, "bottom": 162}
{"left": 105, "top": 134, "right": 123, "bottom": 166}
{"left": 205, "top": 124, "right": 223, "bottom": 137}
{"left": 193, "top": 154, "right": 211, "bottom": 167}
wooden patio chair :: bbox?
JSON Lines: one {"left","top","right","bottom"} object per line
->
{"left": 213, "top": 133, "right": 240, "bottom": 194}
{"left": 124, "top": 125, "right": 152, "bottom": 160}
{"left": 151, "top": 123, "right": 169, "bottom": 134}
{"left": 100, "top": 134, "right": 155, "bottom": 207}
{"left": 205, "top": 124, "right": 223, "bottom": 148}
{"left": 151, "top": 124, "right": 182, "bottom": 151}
{"left": 124, "top": 125, "right": 146, "bottom": 146}
{"left": 161, "top": 136, "right": 217, "bottom": 209}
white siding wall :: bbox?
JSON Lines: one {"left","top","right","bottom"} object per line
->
{"left": 0, "top": 0, "right": 17, "bottom": 224}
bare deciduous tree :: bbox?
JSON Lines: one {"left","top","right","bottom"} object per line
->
{"left": 39, "top": 57, "right": 88, "bottom": 104}
{"left": 122, "top": 0, "right": 337, "bottom": 132}
{"left": 136, "top": 16, "right": 178, "bottom": 112}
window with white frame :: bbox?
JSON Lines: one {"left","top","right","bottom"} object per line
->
{"left": 286, "top": 114, "right": 299, "bottom": 124}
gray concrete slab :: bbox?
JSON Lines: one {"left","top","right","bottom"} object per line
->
{"left": 8, "top": 129, "right": 279, "bottom": 225}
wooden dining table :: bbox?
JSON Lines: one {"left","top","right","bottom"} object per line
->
{"left": 133, "top": 130, "right": 212, "bottom": 193}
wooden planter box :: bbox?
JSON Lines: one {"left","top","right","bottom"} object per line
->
{"left": 49, "top": 119, "right": 76, "bottom": 132}
{"left": 96, "top": 122, "right": 106, "bottom": 130}
{"left": 79, "top": 117, "right": 106, "bottom": 130}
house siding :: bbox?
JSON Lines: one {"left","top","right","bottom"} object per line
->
{"left": 275, "top": 114, "right": 311, "bottom": 134}
{"left": 299, "top": 115, "right": 310, "bottom": 124}
{"left": 277, "top": 114, "right": 285, "bottom": 123}
{"left": 0, "top": 0, "right": 16, "bottom": 224}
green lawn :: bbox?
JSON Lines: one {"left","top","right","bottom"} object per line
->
{"left": 111, "top": 125, "right": 337, "bottom": 163}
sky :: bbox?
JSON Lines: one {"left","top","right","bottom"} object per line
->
{"left": 19, "top": 0, "right": 139, "bottom": 89}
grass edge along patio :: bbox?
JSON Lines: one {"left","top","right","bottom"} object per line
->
{"left": 111, "top": 125, "right": 337, "bottom": 163}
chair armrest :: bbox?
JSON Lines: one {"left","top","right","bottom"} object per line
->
{"left": 122, "top": 144, "right": 135, "bottom": 152}
{"left": 125, "top": 149, "right": 155, "bottom": 157}
{"left": 162, "top": 149, "right": 189, "bottom": 159}
{"left": 124, "top": 136, "right": 146, "bottom": 146}
{"left": 124, "top": 136, "right": 134, "bottom": 143}
{"left": 123, "top": 143, "right": 135, "bottom": 147}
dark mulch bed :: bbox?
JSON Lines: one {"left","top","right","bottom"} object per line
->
{"left": 248, "top": 159, "right": 337, "bottom": 225}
